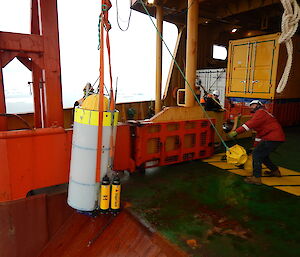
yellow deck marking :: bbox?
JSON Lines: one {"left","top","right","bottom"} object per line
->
{"left": 203, "top": 154, "right": 300, "bottom": 196}
{"left": 273, "top": 186, "right": 300, "bottom": 196}
{"left": 227, "top": 168, "right": 296, "bottom": 177}
{"left": 277, "top": 167, "right": 300, "bottom": 176}
{"left": 261, "top": 176, "right": 300, "bottom": 186}
{"left": 209, "top": 162, "right": 240, "bottom": 170}
{"left": 227, "top": 169, "right": 252, "bottom": 176}
{"left": 202, "top": 153, "right": 226, "bottom": 163}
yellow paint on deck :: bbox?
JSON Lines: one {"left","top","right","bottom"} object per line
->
{"left": 228, "top": 168, "right": 274, "bottom": 177}
{"left": 277, "top": 167, "right": 300, "bottom": 176}
{"left": 208, "top": 162, "right": 240, "bottom": 170}
{"left": 261, "top": 176, "right": 300, "bottom": 186}
{"left": 273, "top": 186, "right": 300, "bottom": 196}
{"left": 203, "top": 154, "right": 300, "bottom": 196}
{"left": 227, "top": 169, "right": 252, "bottom": 177}
{"left": 201, "top": 153, "right": 225, "bottom": 163}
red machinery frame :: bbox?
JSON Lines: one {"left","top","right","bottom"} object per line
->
{"left": 135, "top": 119, "right": 215, "bottom": 168}
{"left": 0, "top": 0, "right": 70, "bottom": 202}
{"left": 0, "top": 0, "right": 63, "bottom": 129}
{"left": 114, "top": 119, "right": 215, "bottom": 172}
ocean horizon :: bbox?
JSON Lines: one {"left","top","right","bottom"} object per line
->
{"left": 5, "top": 92, "right": 153, "bottom": 114}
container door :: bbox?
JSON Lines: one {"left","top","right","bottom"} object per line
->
{"left": 248, "top": 40, "right": 276, "bottom": 98}
{"left": 227, "top": 43, "right": 251, "bottom": 96}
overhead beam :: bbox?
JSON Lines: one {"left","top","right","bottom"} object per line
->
{"left": 216, "top": 0, "right": 280, "bottom": 19}
{"left": 0, "top": 32, "right": 44, "bottom": 53}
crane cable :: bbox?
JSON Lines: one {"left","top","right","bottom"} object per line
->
{"left": 276, "top": 0, "right": 300, "bottom": 93}
{"left": 139, "top": 0, "right": 230, "bottom": 151}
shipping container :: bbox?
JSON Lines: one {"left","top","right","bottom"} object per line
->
{"left": 225, "top": 33, "right": 300, "bottom": 125}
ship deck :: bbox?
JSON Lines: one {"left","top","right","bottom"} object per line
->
{"left": 122, "top": 126, "right": 300, "bottom": 257}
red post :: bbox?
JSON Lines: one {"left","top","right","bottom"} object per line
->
{"left": 39, "top": 0, "right": 64, "bottom": 128}
{"left": 0, "top": 62, "right": 7, "bottom": 131}
{"left": 31, "top": 0, "right": 42, "bottom": 128}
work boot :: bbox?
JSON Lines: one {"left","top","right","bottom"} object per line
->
{"left": 244, "top": 176, "right": 262, "bottom": 185}
{"left": 264, "top": 169, "right": 281, "bottom": 177}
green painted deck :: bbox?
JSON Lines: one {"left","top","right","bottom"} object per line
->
{"left": 121, "top": 126, "right": 300, "bottom": 257}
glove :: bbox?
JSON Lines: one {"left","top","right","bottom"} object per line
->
{"left": 228, "top": 131, "right": 238, "bottom": 138}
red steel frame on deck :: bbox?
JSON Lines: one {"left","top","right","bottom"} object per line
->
{"left": 0, "top": 0, "right": 70, "bottom": 202}
{"left": 134, "top": 119, "right": 215, "bottom": 169}
{"left": 0, "top": 0, "right": 63, "bottom": 129}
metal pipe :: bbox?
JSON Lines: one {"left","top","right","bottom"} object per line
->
{"left": 155, "top": 5, "right": 163, "bottom": 114}
{"left": 184, "top": 0, "right": 199, "bottom": 107}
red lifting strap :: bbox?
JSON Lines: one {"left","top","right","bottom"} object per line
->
{"left": 102, "top": 0, "right": 112, "bottom": 31}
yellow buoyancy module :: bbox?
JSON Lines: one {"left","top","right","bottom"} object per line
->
{"left": 226, "top": 144, "right": 248, "bottom": 166}
{"left": 68, "top": 94, "right": 118, "bottom": 211}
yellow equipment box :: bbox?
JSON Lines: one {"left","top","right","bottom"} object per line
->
{"left": 226, "top": 33, "right": 300, "bottom": 100}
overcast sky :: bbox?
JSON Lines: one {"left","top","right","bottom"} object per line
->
{"left": 0, "top": 0, "right": 178, "bottom": 113}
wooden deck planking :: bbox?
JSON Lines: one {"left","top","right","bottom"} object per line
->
{"left": 38, "top": 210, "right": 187, "bottom": 257}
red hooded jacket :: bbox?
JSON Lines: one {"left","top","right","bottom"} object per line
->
{"left": 236, "top": 108, "right": 285, "bottom": 144}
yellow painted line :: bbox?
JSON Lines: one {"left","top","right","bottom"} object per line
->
{"left": 274, "top": 186, "right": 300, "bottom": 196}
{"left": 228, "top": 168, "right": 269, "bottom": 177}
{"left": 278, "top": 167, "right": 300, "bottom": 176}
{"left": 202, "top": 155, "right": 225, "bottom": 163}
{"left": 209, "top": 162, "right": 240, "bottom": 170}
{"left": 204, "top": 153, "right": 300, "bottom": 196}
{"left": 227, "top": 169, "right": 252, "bottom": 177}
{"left": 261, "top": 176, "right": 300, "bottom": 186}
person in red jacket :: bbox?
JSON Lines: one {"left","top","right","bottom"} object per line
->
{"left": 228, "top": 100, "right": 285, "bottom": 184}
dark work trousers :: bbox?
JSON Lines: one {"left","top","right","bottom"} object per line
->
{"left": 252, "top": 141, "right": 282, "bottom": 178}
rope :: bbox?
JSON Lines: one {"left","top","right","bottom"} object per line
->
{"left": 116, "top": 0, "right": 132, "bottom": 31}
{"left": 139, "top": 0, "right": 230, "bottom": 150}
{"left": 276, "top": 0, "right": 300, "bottom": 93}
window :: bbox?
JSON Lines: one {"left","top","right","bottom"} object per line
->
{"left": 213, "top": 45, "right": 227, "bottom": 60}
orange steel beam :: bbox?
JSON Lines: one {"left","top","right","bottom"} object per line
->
{"left": 0, "top": 0, "right": 66, "bottom": 201}
{"left": 39, "top": 0, "right": 64, "bottom": 128}
{"left": 0, "top": 31, "right": 44, "bottom": 52}
{"left": 31, "top": 0, "right": 43, "bottom": 128}
{"left": 0, "top": 0, "right": 63, "bottom": 128}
